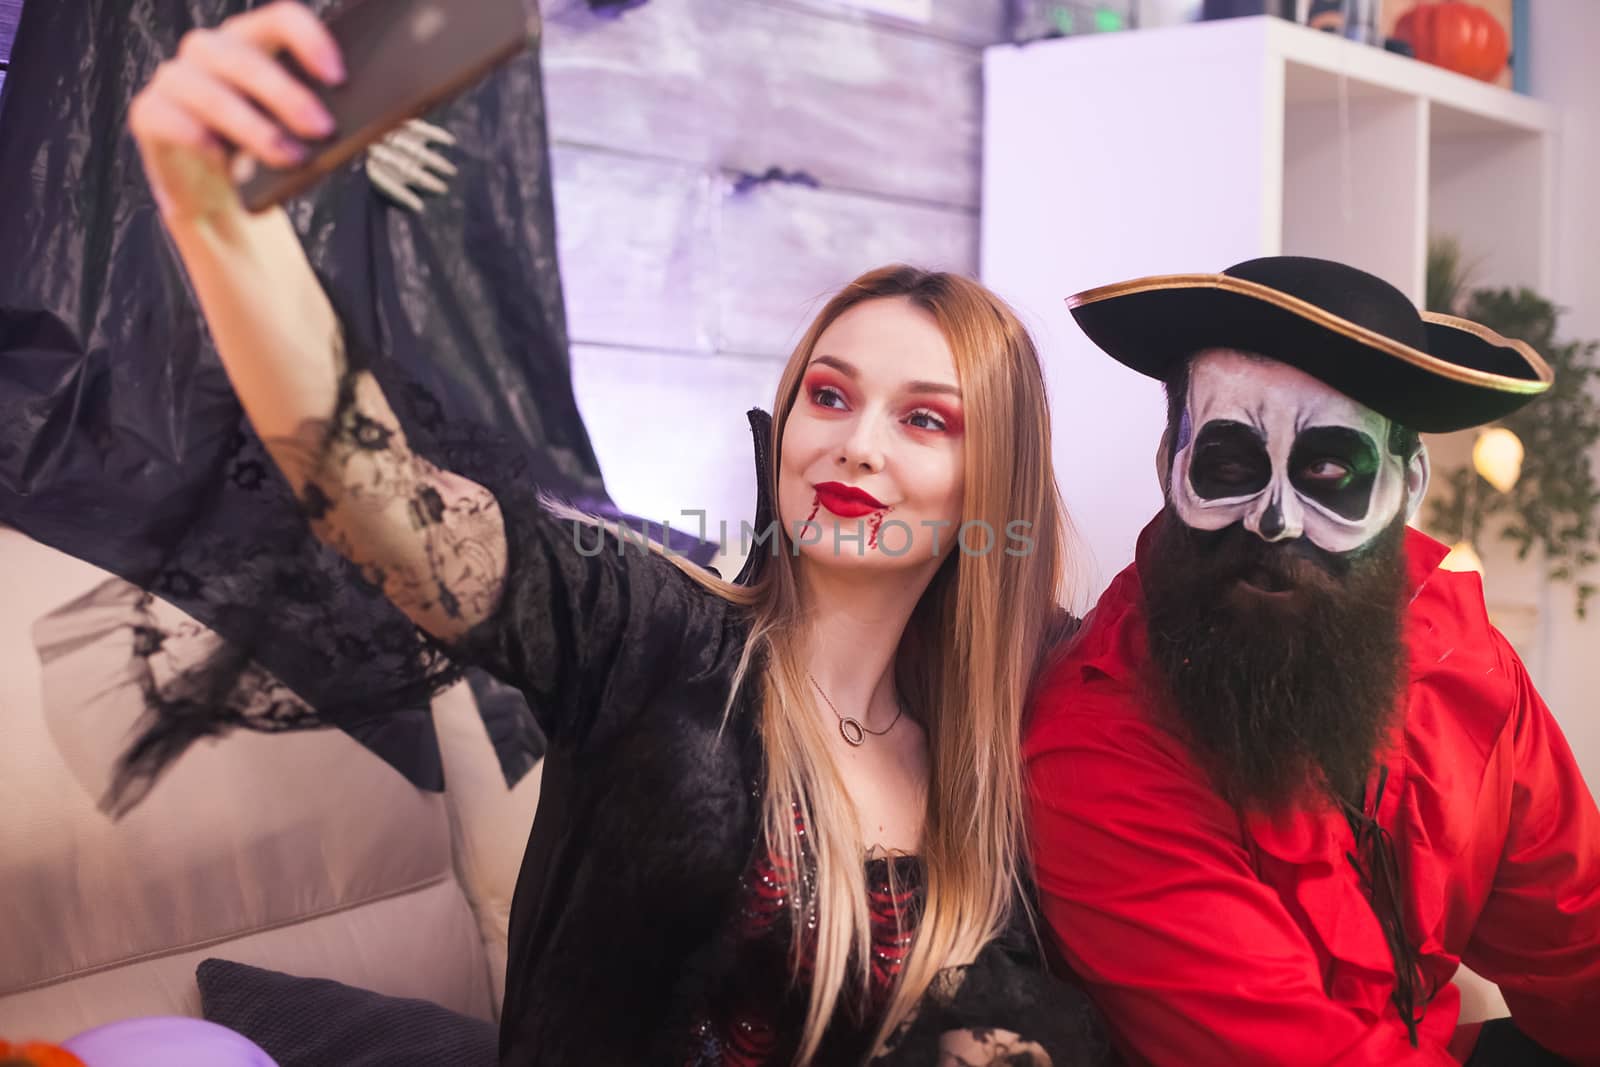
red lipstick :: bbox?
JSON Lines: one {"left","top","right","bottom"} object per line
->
{"left": 814, "top": 482, "right": 887, "bottom": 518}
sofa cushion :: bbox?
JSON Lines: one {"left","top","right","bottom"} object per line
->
{"left": 0, "top": 527, "right": 494, "bottom": 1038}
{"left": 198, "top": 958, "right": 496, "bottom": 1067}
{"left": 431, "top": 681, "right": 542, "bottom": 1014}
{"left": 0, "top": 875, "right": 493, "bottom": 1042}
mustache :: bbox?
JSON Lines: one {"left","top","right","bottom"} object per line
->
{"left": 1180, "top": 523, "right": 1351, "bottom": 593}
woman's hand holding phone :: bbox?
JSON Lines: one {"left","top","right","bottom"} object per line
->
{"left": 128, "top": 1, "right": 345, "bottom": 223}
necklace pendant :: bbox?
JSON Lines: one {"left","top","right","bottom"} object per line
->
{"left": 838, "top": 717, "right": 866, "bottom": 746}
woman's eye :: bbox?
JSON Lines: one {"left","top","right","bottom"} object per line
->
{"left": 812, "top": 386, "right": 846, "bottom": 409}
{"left": 905, "top": 409, "right": 947, "bottom": 432}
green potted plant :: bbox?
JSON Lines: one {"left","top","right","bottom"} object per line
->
{"left": 1425, "top": 236, "right": 1600, "bottom": 617}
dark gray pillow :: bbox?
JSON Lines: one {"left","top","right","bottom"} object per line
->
{"left": 196, "top": 958, "right": 497, "bottom": 1067}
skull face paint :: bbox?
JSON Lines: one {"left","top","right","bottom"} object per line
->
{"left": 1169, "top": 350, "right": 1414, "bottom": 555}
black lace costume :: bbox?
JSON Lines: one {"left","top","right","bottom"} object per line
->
{"left": 446, "top": 454, "right": 1112, "bottom": 1067}
{"left": 0, "top": 0, "right": 710, "bottom": 805}
{"left": 107, "top": 297, "right": 1111, "bottom": 1064}
{"left": 3, "top": 4, "right": 1113, "bottom": 1058}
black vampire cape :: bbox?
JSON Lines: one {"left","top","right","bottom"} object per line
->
{"left": 0, "top": 0, "right": 709, "bottom": 812}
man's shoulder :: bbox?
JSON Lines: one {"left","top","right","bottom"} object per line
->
{"left": 1038, "top": 564, "right": 1144, "bottom": 686}
{"left": 1405, "top": 552, "right": 1517, "bottom": 680}
{"left": 1403, "top": 562, "right": 1523, "bottom": 748}
{"left": 1029, "top": 566, "right": 1170, "bottom": 752}
{"left": 1403, "top": 527, "right": 1505, "bottom": 645}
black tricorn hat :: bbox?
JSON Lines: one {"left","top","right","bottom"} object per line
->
{"left": 1066, "top": 256, "right": 1552, "bottom": 434}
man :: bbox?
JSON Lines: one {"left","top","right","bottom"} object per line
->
{"left": 1025, "top": 256, "right": 1600, "bottom": 1066}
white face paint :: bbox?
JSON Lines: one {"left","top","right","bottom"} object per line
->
{"left": 1169, "top": 349, "right": 1420, "bottom": 555}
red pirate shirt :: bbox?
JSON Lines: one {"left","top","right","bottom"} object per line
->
{"left": 1025, "top": 518, "right": 1600, "bottom": 1066}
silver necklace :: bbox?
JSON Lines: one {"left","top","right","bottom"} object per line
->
{"left": 807, "top": 671, "right": 904, "bottom": 747}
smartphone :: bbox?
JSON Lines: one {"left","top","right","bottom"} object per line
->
{"left": 235, "top": 0, "right": 534, "bottom": 212}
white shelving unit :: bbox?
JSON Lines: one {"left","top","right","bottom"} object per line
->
{"left": 981, "top": 15, "right": 1556, "bottom": 608}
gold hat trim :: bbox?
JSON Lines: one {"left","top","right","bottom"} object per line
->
{"left": 1066, "top": 273, "right": 1553, "bottom": 396}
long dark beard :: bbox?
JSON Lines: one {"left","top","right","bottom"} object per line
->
{"left": 1142, "top": 511, "right": 1409, "bottom": 812}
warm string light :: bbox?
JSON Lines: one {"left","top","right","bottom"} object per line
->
{"left": 1472, "top": 427, "right": 1524, "bottom": 493}
{"left": 1441, "top": 541, "right": 1485, "bottom": 575}
{"left": 1446, "top": 428, "right": 1525, "bottom": 576}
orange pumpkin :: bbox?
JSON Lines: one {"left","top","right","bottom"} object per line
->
{"left": 0, "top": 1040, "right": 88, "bottom": 1067}
{"left": 1394, "top": 2, "right": 1510, "bottom": 82}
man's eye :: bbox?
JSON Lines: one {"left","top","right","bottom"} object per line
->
{"left": 1202, "top": 457, "right": 1260, "bottom": 485}
{"left": 1215, "top": 462, "right": 1250, "bottom": 480}
{"left": 1303, "top": 459, "right": 1352, "bottom": 484}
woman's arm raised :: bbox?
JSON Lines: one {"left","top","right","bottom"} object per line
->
{"left": 128, "top": 0, "right": 505, "bottom": 642}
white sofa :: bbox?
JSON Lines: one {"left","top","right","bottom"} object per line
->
{"left": 0, "top": 525, "right": 540, "bottom": 1042}
{"left": 0, "top": 524, "right": 1506, "bottom": 1047}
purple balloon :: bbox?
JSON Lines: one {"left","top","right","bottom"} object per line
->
{"left": 63, "top": 1017, "right": 278, "bottom": 1066}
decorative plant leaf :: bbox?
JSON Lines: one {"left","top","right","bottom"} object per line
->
{"left": 1426, "top": 234, "right": 1471, "bottom": 315}
{"left": 1424, "top": 237, "right": 1600, "bottom": 618}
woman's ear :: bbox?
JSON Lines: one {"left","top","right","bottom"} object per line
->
{"left": 1403, "top": 442, "right": 1431, "bottom": 523}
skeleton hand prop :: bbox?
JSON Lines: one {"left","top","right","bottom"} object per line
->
{"left": 366, "top": 118, "right": 459, "bottom": 213}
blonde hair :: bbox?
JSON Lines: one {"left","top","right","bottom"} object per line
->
{"left": 660, "top": 265, "right": 1073, "bottom": 1062}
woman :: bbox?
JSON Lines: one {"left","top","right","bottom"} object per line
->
{"left": 127, "top": 5, "right": 1107, "bottom": 1064}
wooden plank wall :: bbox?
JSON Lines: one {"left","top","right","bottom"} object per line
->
{"left": 0, "top": 0, "right": 21, "bottom": 97}
{"left": 0, "top": 0, "right": 1006, "bottom": 543}
{"left": 0, "top": 0, "right": 17, "bottom": 63}
{"left": 541, "top": 0, "right": 1006, "bottom": 540}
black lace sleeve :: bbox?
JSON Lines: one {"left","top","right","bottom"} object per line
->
{"left": 278, "top": 286, "right": 749, "bottom": 750}
{"left": 445, "top": 484, "right": 740, "bottom": 749}
{"left": 101, "top": 280, "right": 726, "bottom": 813}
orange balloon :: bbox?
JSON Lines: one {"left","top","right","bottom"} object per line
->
{"left": 0, "top": 1040, "right": 89, "bottom": 1067}
{"left": 1394, "top": 2, "right": 1510, "bottom": 82}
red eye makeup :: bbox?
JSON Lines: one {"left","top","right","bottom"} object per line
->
{"left": 907, "top": 400, "right": 963, "bottom": 435}
{"left": 802, "top": 368, "right": 853, "bottom": 411}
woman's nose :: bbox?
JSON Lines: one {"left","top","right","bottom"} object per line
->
{"left": 837, "top": 413, "right": 887, "bottom": 473}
